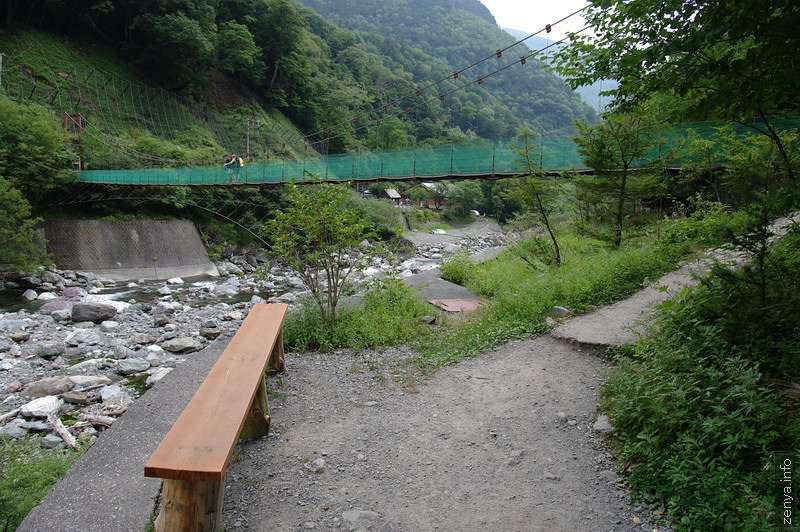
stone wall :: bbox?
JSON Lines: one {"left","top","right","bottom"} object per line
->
{"left": 43, "top": 220, "right": 218, "bottom": 281}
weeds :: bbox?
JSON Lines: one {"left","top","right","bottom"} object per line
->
{"left": 0, "top": 438, "right": 84, "bottom": 530}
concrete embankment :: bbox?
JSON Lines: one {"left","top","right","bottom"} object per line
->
{"left": 43, "top": 220, "right": 218, "bottom": 281}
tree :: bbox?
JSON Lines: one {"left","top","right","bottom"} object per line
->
{"left": 0, "top": 98, "right": 74, "bottom": 211}
{"left": 572, "top": 113, "right": 661, "bottom": 247}
{"left": 447, "top": 180, "right": 482, "bottom": 219}
{"left": 217, "top": 21, "right": 265, "bottom": 85}
{"left": 261, "top": 180, "right": 378, "bottom": 329}
{"left": 505, "top": 130, "right": 561, "bottom": 265}
{"left": 556, "top": 0, "right": 800, "bottom": 177}
{"left": 0, "top": 179, "right": 48, "bottom": 270}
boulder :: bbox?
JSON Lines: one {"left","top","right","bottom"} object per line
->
{"left": 71, "top": 302, "right": 117, "bottom": 323}
{"left": 20, "top": 396, "right": 63, "bottom": 418}
{"left": 37, "top": 343, "right": 66, "bottom": 360}
{"left": 146, "top": 367, "right": 173, "bottom": 387}
{"left": 116, "top": 359, "right": 150, "bottom": 375}
{"left": 69, "top": 375, "right": 112, "bottom": 388}
{"left": 21, "top": 289, "right": 38, "bottom": 301}
{"left": 51, "top": 309, "right": 73, "bottom": 322}
{"left": 25, "top": 377, "right": 74, "bottom": 398}
{"left": 64, "top": 329, "right": 102, "bottom": 347}
{"left": 61, "top": 287, "right": 87, "bottom": 300}
{"left": 162, "top": 337, "right": 203, "bottom": 354}
{"left": 166, "top": 277, "right": 184, "bottom": 285}
{"left": 36, "top": 292, "right": 59, "bottom": 301}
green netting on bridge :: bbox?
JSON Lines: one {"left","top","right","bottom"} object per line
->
{"left": 77, "top": 116, "right": 800, "bottom": 186}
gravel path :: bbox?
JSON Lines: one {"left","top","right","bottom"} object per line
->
{"left": 221, "top": 339, "right": 665, "bottom": 532}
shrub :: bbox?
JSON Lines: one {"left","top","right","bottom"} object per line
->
{"left": 439, "top": 250, "right": 474, "bottom": 285}
{"left": 602, "top": 285, "right": 799, "bottom": 529}
{"left": 283, "top": 275, "right": 431, "bottom": 352}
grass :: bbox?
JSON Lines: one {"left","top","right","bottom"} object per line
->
{"left": 0, "top": 438, "right": 84, "bottom": 531}
{"left": 415, "top": 231, "right": 685, "bottom": 372}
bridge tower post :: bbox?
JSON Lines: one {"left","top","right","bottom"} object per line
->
{"left": 62, "top": 113, "right": 85, "bottom": 170}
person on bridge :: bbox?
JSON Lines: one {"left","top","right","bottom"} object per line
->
{"left": 223, "top": 155, "right": 235, "bottom": 182}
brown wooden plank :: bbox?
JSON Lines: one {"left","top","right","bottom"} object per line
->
{"left": 144, "top": 304, "right": 288, "bottom": 482}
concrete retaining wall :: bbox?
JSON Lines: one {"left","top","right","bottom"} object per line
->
{"left": 43, "top": 220, "right": 218, "bottom": 281}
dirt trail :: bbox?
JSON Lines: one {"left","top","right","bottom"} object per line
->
{"left": 222, "top": 338, "right": 663, "bottom": 531}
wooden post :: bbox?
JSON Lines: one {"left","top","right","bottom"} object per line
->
{"left": 240, "top": 377, "right": 271, "bottom": 439}
{"left": 155, "top": 479, "right": 224, "bottom": 532}
{"left": 268, "top": 330, "right": 286, "bottom": 373}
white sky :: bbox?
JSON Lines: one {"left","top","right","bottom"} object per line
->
{"left": 478, "top": 0, "right": 590, "bottom": 41}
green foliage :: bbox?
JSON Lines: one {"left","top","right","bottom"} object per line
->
{"left": 346, "top": 195, "right": 402, "bottom": 238}
{"left": 0, "top": 97, "right": 74, "bottom": 209}
{"left": 417, "top": 232, "right": 684, "bottom": 372}
{"left": 439, "top": 250, "right": 474, "bottom": 285}
{"left": 0, "top": 438, "right": 83, "bottom": 531}
{"left": 556, "top": 0, "right": 800, "bottom": 123}
{"left": 446, "top": 180, "right": 482, "bottom": 219}
{"left": 572, "top": 113, "right": 664, "bottom": 247}
{"left": 505, "top": 130, "right": 563, "bottom": 265}
{"left": 404, "top": 208, "right": 444, "bottom": 230}
{"left": 298, "top": 0, "right": 596, "bottom": 135}
{"left": 602, "top": 283, "right": 799, "bottom": 529}
{"left": 283, "top": 275, "right": 431, "bottom": 351}
{"left": 260, "top": 180, "right": 378, "bottom": 332}
{"left": 0, "top": 179, "right": 49, "bottom": 270}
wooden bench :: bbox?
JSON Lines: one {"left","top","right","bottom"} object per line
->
{"left": 144, "top": 303, "right": 288, "bottom": 531}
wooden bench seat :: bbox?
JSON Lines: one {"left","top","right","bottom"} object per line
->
{"left": 144, "top": 303, "right": 288, "bottom": 531}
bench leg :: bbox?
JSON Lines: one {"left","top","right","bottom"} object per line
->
{"left": 267, "top": 329, "right": 286, "bottom": 373}
{"left": 240, "top": 376, "right": 271, "bottom": 439}
{"left": 155, "top": 478, "right": 224, "bottom": 532}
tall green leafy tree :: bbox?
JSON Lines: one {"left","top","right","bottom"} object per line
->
{"left": 556, "top": 0, "right": 800, "bottom": 177}
{"left": 572, "top": 113, "right": 661, "bottom": 247}
{"left": 0, "top": 98, "right": 74, "bottom": 210}
{"left": 261, "top": 181, "right": 378, "bottom": 330}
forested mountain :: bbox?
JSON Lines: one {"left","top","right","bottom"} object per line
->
{"left": 1, "top": 0, "right": 593, "bottom": 154}
{"left": 296, "top": 0, "right": 596, "bottom": 134}
{"left": 502, "top": 27, "right": 613, "bottom": 113}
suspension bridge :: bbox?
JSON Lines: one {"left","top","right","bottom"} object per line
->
{"left": 72, "top": 116, "right": 800, "bottom": 187}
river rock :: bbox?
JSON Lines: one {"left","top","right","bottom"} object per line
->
{"left": 38, "top": 343, "right": 66, "bottom": 360}
{"left": 162, "top": 337, "right": 202, "bottom": 354}
{"left": 40, "top": 434, "right": 65, "bottom": 449}
{"left": 20, "top": 396, "right": 63, "bottom": 418}
{"left": 116, "top": 359, "right": 150, "bottom": 375}
{"left": 0, "top": 419, "right": 26, "bottom": 439}
{"left": 99, "top": 384, "right": 124, "bottom": 402}
{"left": 41, "top": 271, "right": 64, "bottom": 285}
{"left": 36, "top": 292, "right": 59, "bottom": 301}
{"left": 21, "top": 420, "right": 52, "bottom": 433}
{"left": 551, "top": 306, "right": 571, "bottom": 317}
{"left": 25, "top": 377, "right": 74, "bottom": 398}
{"left": 146, "top": 367, "right": 173, "bottom": 387}
{"left": 199, "top": 327, "right": 221, "bottom": 340}
{"left": 158, "top": 285, "right": 172, "bottom": 296}
{"left": 18, "top": 276, "right": 42, "bottom": 289}
{"left": 62, "top": 391, "right": 90, "bottom": 405}
{"left": 65, "top": 329, "right": 102, "bottom": 347}
{"left": 593, "top": 414, "right": 613, "bottom": 433}
{"left": 51, "top": 309, "right": 73, "bottom": 322}
{"left": 10, "top": 332, "right": 30, "bottom": 342}
{"left": 21, "top": 289, "right": 38, "bottom": 301}
{"left": 100, "top": 320, "right": 119, "bottom": 332}
{"left": 69, "top": 375, "right": 112, "bottom": 388}
{"left": 71, "top": 302, "right": 117, "bottom": 323}
{"left": 62, "top": 287, "right": 87, "bottom": 300}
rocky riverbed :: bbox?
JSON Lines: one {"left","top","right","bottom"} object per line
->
{"left": 0, "top": 224, "right": 506, "bottom": 449}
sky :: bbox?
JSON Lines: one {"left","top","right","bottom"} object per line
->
{"left": 478, "top": 0, "right": 590, "bottom": 41}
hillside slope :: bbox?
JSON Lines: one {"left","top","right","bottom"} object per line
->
{"left": 297, "top": 0, "right": 596, "bottom": 134}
